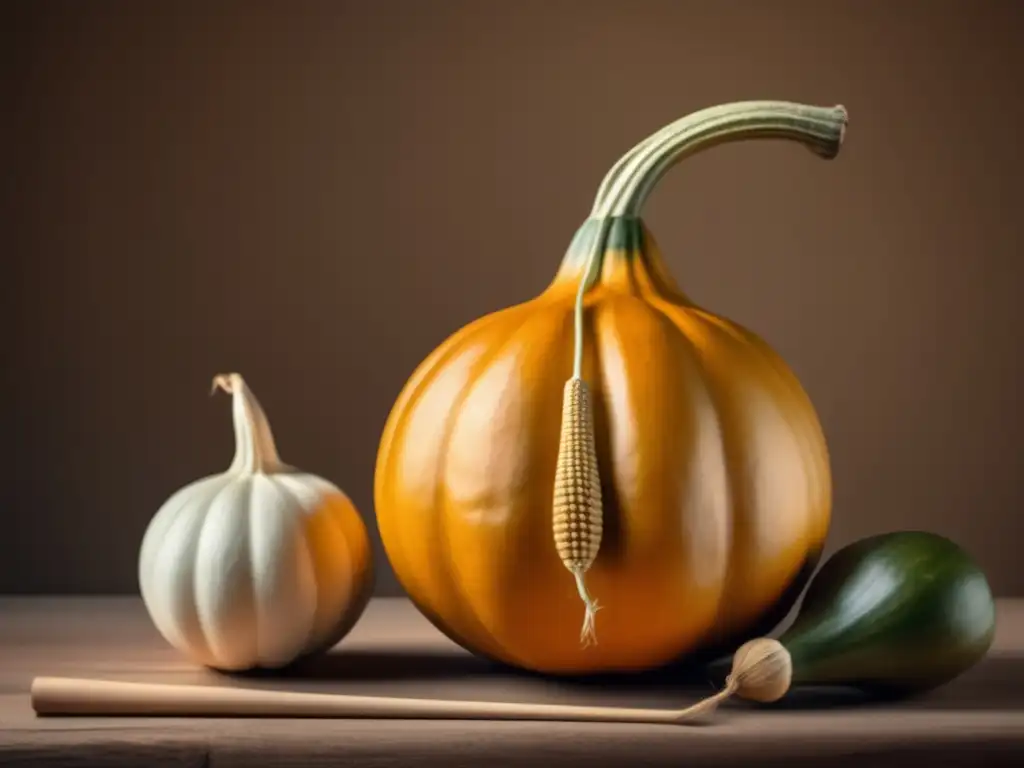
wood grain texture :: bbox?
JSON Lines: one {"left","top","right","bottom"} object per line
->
{"left": 1, "top": 597, "right": 1023, "bottom": 767}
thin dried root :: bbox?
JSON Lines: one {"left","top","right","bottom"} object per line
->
{"left": 573, "top": 567, "right": 602, "bottom": 647}
{"left": 671, "top": 676, "right": 740, "bottom": 721}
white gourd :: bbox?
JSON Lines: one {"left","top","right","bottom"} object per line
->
{"left": 138, "top": 373, "right": 374, "bottom": 672}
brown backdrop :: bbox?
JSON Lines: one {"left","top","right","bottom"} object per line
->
{"left": 3, "top": 0, "right": 1022, "bottom": 596}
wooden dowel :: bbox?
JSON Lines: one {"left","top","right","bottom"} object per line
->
{"left": 30, "top": 676, "right": 727, "bottom": 724}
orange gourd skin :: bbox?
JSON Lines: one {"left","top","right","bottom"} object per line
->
{"left": 374, "top": 215, "right": 832, "bottom": 675}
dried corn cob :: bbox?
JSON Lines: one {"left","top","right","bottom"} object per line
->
{"left": 552, "top": 375, "right": 603, "bottom": 647}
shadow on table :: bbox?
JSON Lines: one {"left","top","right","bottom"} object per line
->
{"left": 217, "top": 649, "right": 1024, "bottom": 713}
{"left": 237, "top": 648, "right": 510, "bottom": 682}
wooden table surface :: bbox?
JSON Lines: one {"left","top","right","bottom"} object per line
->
{"left": 2, "top": 596, "right": 1023, "bottom": 767}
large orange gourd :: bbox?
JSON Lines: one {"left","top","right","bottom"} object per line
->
{"left": 374, "top": 101, "right": 848, "bottom": 675}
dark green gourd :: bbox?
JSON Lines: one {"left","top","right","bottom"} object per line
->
{"left": 708, "top": 531, "right": 997, "bottom": 706}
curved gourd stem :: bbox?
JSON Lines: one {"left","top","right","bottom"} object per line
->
{"left": 211, "top": 373, "right": 282, "bottom": 474}
{"left": 594, "top": 100, "right": 848, "bottom": 219}
{"left": 589, "top": 128, "right": 673, "bottom": 218}
{"left": 560, "top": 101, "right": 848, "bottom": 649}
{"left": 577, "top": 102, "right": 848, "bottom": 375}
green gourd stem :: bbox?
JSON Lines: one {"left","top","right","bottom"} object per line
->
{"left": 595, "top": 101, "right": 848, "bottom": 219}
{"left": 589, "top": 103, "right": 749, "bottom": 214}
{"left": 575, "top": 102, "right": 847, "bottom": 380}
{"left": 590, "top": 103, "right": 763, "bottom": 216}
{"left": 587, "top": 101, "right": 755, "bottom": 213}
{"left": 590, "top": 126, "right": 677, "bottom": 214}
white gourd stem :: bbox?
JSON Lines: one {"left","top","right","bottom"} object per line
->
{"left": 211, "top": 373, "right": 282, "bottom": 474}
